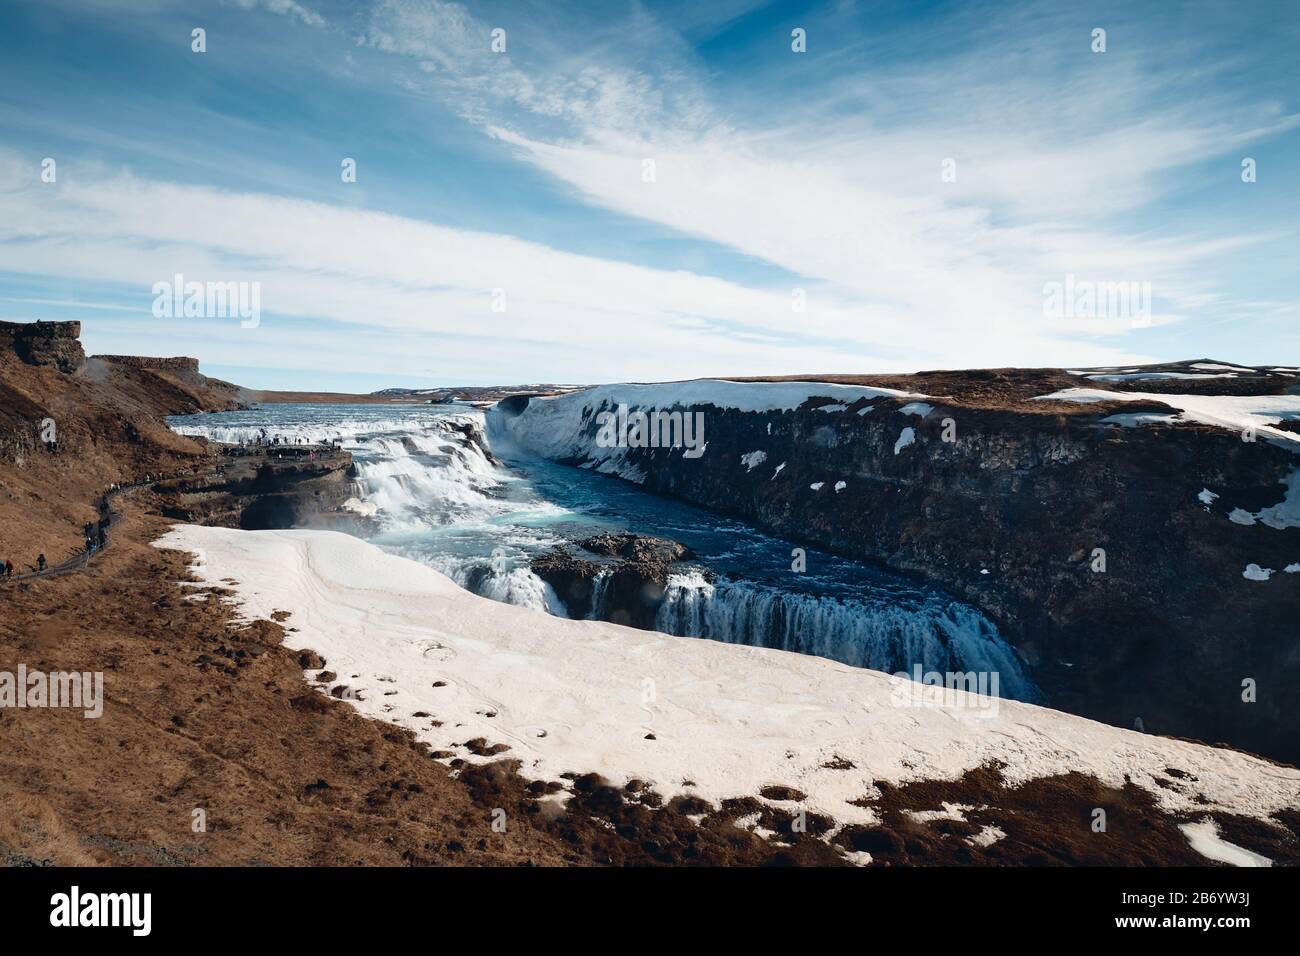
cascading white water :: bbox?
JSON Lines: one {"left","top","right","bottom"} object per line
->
{"left": 423, "top": 549, "right": 568, "bottom": 616}
{"left": 586, "top": 570, "right": 614, "bottom": 620}
{"left": 654, "top": 571, "right": 1036, "bottom": 700}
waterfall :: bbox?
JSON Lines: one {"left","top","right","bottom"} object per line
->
{"left": 655, "top": 572, "right": 1037, "bottom": 700}
{"left": 432, "top": 550, "right": 568, "bottom": 617}
{"left": 170, "top": 403, "right": 1036, "bottom": 703}
{"left": 587, "top": 570, "right": 614, "bottom": 620}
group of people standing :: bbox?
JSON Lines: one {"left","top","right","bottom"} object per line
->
{"left": 2, "top": 481, "right": 130, "bottom": 585}
{"left": 0, "top": 553, "right": 46, "bottom": 580}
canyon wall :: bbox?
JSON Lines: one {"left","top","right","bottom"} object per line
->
{"left": 496, "top": 375, "right": 1300, "bottom": 762}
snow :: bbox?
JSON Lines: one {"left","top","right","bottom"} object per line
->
{"left": 1286, "top": 564, "right": 1300, "bottom": 574}
{"left": 905, "top": 803, "right": 972, "bottom": 823}
{"left": 494, "top": 380, "right": 926, "bottom": 484}
{"left": 834, "top": 481, "right": 847, "bottom": 492}
{"left": 810, "top": 482, "right": 825, "bottom": 491}
{"left": 614, "top": 380, "right": 920, "bottom": 412}
{"left": 1100, "top": 413, "right": 1178, "bottom": 427}
{"left": 968, "top": 825, "right": 1006, "bottom": 848}
{"left": 894, "top": 427, "right": 916, "bottom": 454}
{"left": 1086, "top": 372, "right": 1234, "bottom": 382}
{"left": 1225, "top": 472, "right": 1300, "bottom": 529}
{"left": 1243, "top": 564, "right": 1274, "bottom": 581}
{"left": 1191, "top": 363, "right": 1256, "bottom": 373}
{"left": 739, "top": 451, "right": 767, "bottom": 473}
{"left": 1197, "top": 488, "right": 1219, "bottom": 507}
{"left": 499, "top": 381, "right": 921, "bottom": 458}
{"left": 771, "top": 462, "right": 785, "bottom": 480}
{"left": 1033, "top": 388, "right": 1300, "bottom": 449}
{"left": 856, "top": 405, "right": 875, "bottom": 416}
{"left": 899, "top": 402, "right": 934, "bottom": 418}
{"left": 1179, "top": 820, "right": 1272, "bottom": 867}
{"left": 1254, "top": 470, "right": 1300, "bottom": 529}
{"left": 818, "top": 403, "right": 850, "bottom": 413}
{"left": 155, "top": 525, "right": 1300, "bottom": 829}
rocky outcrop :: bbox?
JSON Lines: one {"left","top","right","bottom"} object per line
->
{"left": 1, "top": 320, "right": 246, "bottom": 557}
{"left": 497, "top": 367, "right": 1300, "bottom": 763}
{"left": 0, "top": 320, "right": 85, "bottom": 372}
{"left": 157, "top": 446, "right": 356, "bottom": 531}
{"left": 94, "top": 355, "right": 201, "bottom": 372}
{"left": 532, "top": 533, "right": 696, "bottom": 628}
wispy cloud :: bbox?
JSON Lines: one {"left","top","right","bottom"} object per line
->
{"left": 363, "top": 0, "right": 1300, "bottom": 364}
{"left": 1, "top": 0, "right": 1296, "bottom": 387}
{"left": 230, "top": 0, "right": 327, "bottom": 28}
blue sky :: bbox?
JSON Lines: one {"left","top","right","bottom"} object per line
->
{"left": 1, "top": 0, "right": 1297, "bottom": 391}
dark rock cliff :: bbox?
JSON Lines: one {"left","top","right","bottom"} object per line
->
{"left": 531, "top": 533, "right": 695, "bottom": 628}
{"left": 0, "top": 320, "right": 86, "bottom": 373}
{"left": 156, "top": 446, "right": 356, "bottom": 531}
{"left": 94, "top": 355, "right": 201, "bottom": 372}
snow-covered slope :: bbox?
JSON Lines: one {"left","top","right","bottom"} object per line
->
{"left": 1035, "top": 387, "right": 1300, "bottom": 450}
{"left": 156, "top": 525, "right": 1300, "bottom": 835}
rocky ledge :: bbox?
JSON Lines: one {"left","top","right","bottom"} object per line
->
{"left": 0, "top": 319, "right": 86, "bottom": 373}
{"left": 157, "top": 444, "right": 357, "bottom": 530}
{"left": 531, "top": 532, "right": 696, "bottom": 628}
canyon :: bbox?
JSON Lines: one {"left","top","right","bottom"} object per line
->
{"left": 497, "top": 366, "right": 1300, "bottom": 763}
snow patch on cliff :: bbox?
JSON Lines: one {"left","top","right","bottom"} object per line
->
{"left": 1087, "top": 372, "right": 1235, "bottom": 382}
{"left": 1224, "top": 472, "right": 1300, "bottom": 530}
{"left": 497, "top": 380, "right": 923, "bottom": 465}
{"left": 1034, "top": 388, "right": 1300, "bottom": 449}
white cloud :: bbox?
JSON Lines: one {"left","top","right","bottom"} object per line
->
{"left": 361, "top": 0, "right": 1298, "bottom": 370}
{"left": 230, "top": 0, "right": 326, "bottom": 28}
{"left": 8, "top": 0, "right": 1294, "bottom": 384}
